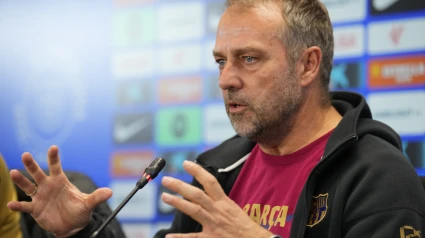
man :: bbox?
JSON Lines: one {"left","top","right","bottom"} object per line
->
{"left": 0, "top": 154, "right": 23, "bottom": 238}
{"left": 7, "top": 0, "right": 425, "bottom": 237}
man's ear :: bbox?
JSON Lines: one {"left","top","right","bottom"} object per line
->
{"left": 298, "top": 46, "right": 322, "bottom": 87}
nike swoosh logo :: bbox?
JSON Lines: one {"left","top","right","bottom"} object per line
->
{"left": 373, "top": 0, "right": 399, "bottom": 11}
{"left": 114, "top": 117, "right": 150, "bottom": 143}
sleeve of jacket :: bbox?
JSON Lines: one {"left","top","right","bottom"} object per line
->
{"left": 342, "top": 145, "right": 425, "bottom": 238}
{"left": 69, "top": 213, "right": 115, "bottom": 238}
{"left": 343, "top": 209, "right": 424, "bottom": 238}
{"left": 154, "top": 177, "right": 203, "bottom": 238}
{"left": 64, "top": 171, "right": 126, "bottom": 238}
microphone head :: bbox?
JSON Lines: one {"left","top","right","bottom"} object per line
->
{"left": 144, "top": 157, "right": 166, "bottom": 179}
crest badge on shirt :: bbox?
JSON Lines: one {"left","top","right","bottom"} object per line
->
{"left": 400, "top": 225, "right": 422, "bottom": 238}
{"left": 307, "top": 193, "right": 329, "bottom": 227}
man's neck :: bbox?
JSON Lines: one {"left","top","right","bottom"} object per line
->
{"left": 258, "top": 103, "right": 342, "bottom": 156}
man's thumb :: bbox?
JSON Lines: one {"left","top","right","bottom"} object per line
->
{"left": 87, "top": 188, "right": 113, "bottom": 210}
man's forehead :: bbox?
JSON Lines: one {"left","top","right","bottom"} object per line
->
{"left": 217, "top": 26, "right": 273, "bottom": 37}
{"left": 215, "top": 26, "right": 282, "bottom": 49}
{"left": 217, "top": 26, "right": 251, "bottom": 36}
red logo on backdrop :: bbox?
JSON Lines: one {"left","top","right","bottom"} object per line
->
{"left": 158, "top": 76, "right": 202, "bottom": 104}
{"left": 389, "top": 25, "right": 404, "bottom": 45}
{"left": 336, "top": 34, "right": 357, "bottom": 48}
{"left": 334, "top": 32, "right": 358, "bottom": 52}
{"left": 111, "top": 151, "right": 155, "bottom": 177}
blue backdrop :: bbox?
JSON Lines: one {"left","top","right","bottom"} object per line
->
{"left": 0, "top": 0, "right": 424, "bottom": 237}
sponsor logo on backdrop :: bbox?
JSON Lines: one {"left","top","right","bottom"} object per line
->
{"left": 112, "top": 8, "right": 155, "bottom": 46}
{"left": 121, "top": 224, "right": 152, "bottom": 238}
{"left": 159, "top": 44, "right": 202, "bottom": 75}
{"left": 402, "top": 141, "right": 425, "bottom": 169}
{"left": 161, "top": 150, "right": 197, "bottom": 174}
{"left": 112, "top": 50, "right": 155, "bottom": 79}
{"left": 206, "top": 73, "right": 222, "bottom": 100}
{"left": 389, "top": 25, "right": 404, "bottom": 45}
{"left": 333, "top": 25, "right": 364, "bottom": 59}
{"left": 207, "top": 1, "right": 225, "bottom": 35}
{"left": 321, "top": 0, "right": 366, "bottom": 23}
{"left": 157, "top": 2, "right": 204, "bottom": 43}
{"left": 117, "top": 80, "right": 152, "bottom": 105}
{"left": 111, "top": 150, "right": 155, "bottom": 177}
{"left": 368, "top": 18, "right": 425, "bottom": 55}
{"left": 14, "top": 48, "right": 87, "bottom": 164}
{"left": 156, "top": 107, "right": 202, "bottom": 146}
{"left": 113, "top": 113, "right": 154, "bottom": 144}
{"left": 370, "top": 0, "right": 425, "bottom": 15}
{"left": 330, "top": 61, "right": 363, "bottom": 89}
{"left": 369, "top": 56, "right": 425, "bottom": 88}
{"left": 158, "top": 76, "right": 202, "bottom": 104}
{"left": 204, "top": 104, "right": 235, "bottom": 144}
{"left": 372, "top": 0, "right": 399, "bottom": 11}
{"left": 110, "top": 180, "right": 156, "bottom": 219}
{"left": 368, "top": 90, "right": 425, "bottom": 136}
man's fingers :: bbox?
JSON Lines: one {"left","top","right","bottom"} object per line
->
{"left": 162, "top": 192, "right": 214, "bottom": 226}
{"left": 162, "top": 176, "right": 215, "bottom": 211}
{"left": 7, "top": 201, "right": 34, "bottom": 214}
{"left": 165, "top": 233, "right": 203, "bottom": 238}
{"left": 47, "top": 145, "right": 63, "bottom": 176}
{"left": 183, "top": 161, "right": 225, "bottom": 200}
{"left": 86, "top": 188, "right": 113, "bottom": 211}
{"left": 22, "top": 152, "right": 47, "bottom": 184}
{"left": 10, "top": 169, "right": 38, "bottom": 196}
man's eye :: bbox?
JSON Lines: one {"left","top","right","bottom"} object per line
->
{"left": 243, "top": 56, "right": 257, "bottom": 63}
{"left": 216, "top": 59, "right": 226, "bottom": 67}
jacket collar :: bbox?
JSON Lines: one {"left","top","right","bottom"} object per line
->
{"left": 196, "top": 91, "right": 399, "bottom": 171}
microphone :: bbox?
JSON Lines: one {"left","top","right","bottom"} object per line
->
{"left": 90, "top": 157, "right": 166, "bottom": 238}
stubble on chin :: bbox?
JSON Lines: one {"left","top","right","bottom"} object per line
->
{"left": 231, "top": 106, "right": 298, "bottom": 146}
{"left": 226, "top": 92, "right": 301, "bottom": 145}
{"left": 226, "top": 103, "right": 268, "bottom": 141}
{"left": 228, "top": 110, "right": 261, "bottom": 139}
{"left": 224, "top": 67, "right": 301, "bottom": 144}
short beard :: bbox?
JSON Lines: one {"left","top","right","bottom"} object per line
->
{"left": 226, "top": 67, "right": 302, "bottom": 146}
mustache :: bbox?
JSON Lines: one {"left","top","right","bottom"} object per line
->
{"left": 225, "top": 92, "right": 249, "bottom": 105}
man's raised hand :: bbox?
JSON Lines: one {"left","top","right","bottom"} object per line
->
{"left": 7, "top": 145, "right": 113, "bottom": 237}
{"left": 160, "top": 160, "right": 274, "bottom": 238}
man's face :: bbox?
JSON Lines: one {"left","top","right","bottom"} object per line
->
{"left": 213, "top": 4, "right": 302, "bottom": 142}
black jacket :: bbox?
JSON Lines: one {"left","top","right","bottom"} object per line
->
{"left": 76, "top": 91, "right": 425, "bottom": 238}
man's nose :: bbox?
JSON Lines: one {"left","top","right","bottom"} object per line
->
{"left": 218, "top": 63, "right": 243, "bottom": 90}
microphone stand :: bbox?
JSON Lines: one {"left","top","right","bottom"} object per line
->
{"left": 90, "top": 157, "right": 165, "bottom": 238}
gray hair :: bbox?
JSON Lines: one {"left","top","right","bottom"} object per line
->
{"left": 225, "top": 0, "right": 334, "bottom": 96}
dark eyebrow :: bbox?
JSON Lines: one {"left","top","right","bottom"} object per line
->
{"left": 213, "top": 50, "right": 224, "bottom": 58}
{"left": 213, "top": 47, "right": 267, "bottom": 58}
